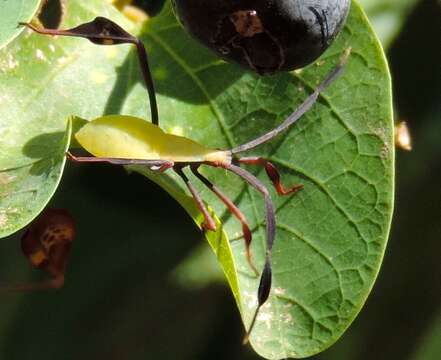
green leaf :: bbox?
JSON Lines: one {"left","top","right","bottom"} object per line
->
{"left": 0, "top": 0, "right": 394, "bottom": 358}
{"left": 0, "top": 0, "right": 42, "bottom": 50}
{"left": 0, "top": 120, "right": 70, "bottom": 238}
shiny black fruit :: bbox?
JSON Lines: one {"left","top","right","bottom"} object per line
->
{"left": 172, "top": 0, "right": 350, "bottom": 74}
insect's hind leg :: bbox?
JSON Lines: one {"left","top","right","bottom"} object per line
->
{"left": 173, "top": 165, "right": 217, "bottom": 231}
{"left": 222, "top": 163, "right": 275, "bottom": 343}
{"left": 237, "top": 157, "right": 303, "bottom": 195}
{"left": 20, "top": 17, "right": 159, "bottom": 126}
{"left": 190, "top": 164, "right": 258, "bottom": 276}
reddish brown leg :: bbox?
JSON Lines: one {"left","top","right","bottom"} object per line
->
{"left": 238, "top": 157, "right": 303, "bottom": 195}
{"left": 190, "top": 165, "right": 258, "bottom": 276}
{"left": 174, "top": 166, "right": 216, "bottom": 231}
{"left": 67, "top": 152, "right": 173, "bottom": 172}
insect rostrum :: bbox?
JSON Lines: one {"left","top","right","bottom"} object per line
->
{"left": 172, "top": 0, "right": 350, "bottom": 74}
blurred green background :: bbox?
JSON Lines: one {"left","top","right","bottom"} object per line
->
{"left": 0, "top": 0, "right": 440, "bottom": 359}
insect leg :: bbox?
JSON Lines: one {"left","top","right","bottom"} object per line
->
{"left": 222, "top": 163, "right": 275, "bottom": 343}
{"left": 190, "top": 164, "right": 258, "bottom": 276}
{"left": 66, "top": 152, "right": 173, "bottom": 172}
{"left": 20, "top": 17, "right": 159, "bottom": 125}
{"left": 237, "top": 157, "right": 303, "bottom": 195}
{"left": 173, "top": 166, "right": 217, "bottom": 231}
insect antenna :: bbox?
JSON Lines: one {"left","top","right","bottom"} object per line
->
{"left": 20, "top": 17, "right": 159, "bottom": 125}
{"left": 231, "top": 48, "right": 350, "bottom": 154}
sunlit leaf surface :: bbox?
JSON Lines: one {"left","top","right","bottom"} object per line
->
{"left": 0, "top": 0, "right": 41, "bottom": 50}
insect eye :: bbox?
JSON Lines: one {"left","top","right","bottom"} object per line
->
{"left": 172, "top": 0, "right": 350, "bottom": 74}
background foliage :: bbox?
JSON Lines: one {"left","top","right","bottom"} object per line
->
{"left": 0, "top": 0, "right": 439, "bottom": 359}
{"left": 0, "top": 0, "right": 41, "bottom": 49}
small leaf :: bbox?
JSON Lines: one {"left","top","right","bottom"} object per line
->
{"left": 0, "top": 120, "right": 71, "bottom": 238}
{"left": 0, "top": 0, "right": 42, "bottom": 50}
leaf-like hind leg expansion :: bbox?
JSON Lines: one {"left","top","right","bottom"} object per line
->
{"left": 190, "top": 164, "right": 258, "bottom": 276}
{"left": 66, "top": 152, "right": 173, "bottom": 172}
{"left": 237, "top": 157, "right": 303, "bottom": 195}
{"left": 20, "top": 17, "right": 159, "bottom": 125}
{"left": 222, "top": 163, "right": 275, "bottom": 343}
{"left": 174, "top": 166, "right": 217, "bottom": 231}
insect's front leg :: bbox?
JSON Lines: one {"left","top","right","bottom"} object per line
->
{"left": 20, "top": 17, "right": 158, "bottom": 125}
{"left": 237, "top": 157, "right": 303, "bottom": 195}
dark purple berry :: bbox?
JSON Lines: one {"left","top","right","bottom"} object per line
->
{"left": 172, "top": 0, "right": 350, "bottom": 74}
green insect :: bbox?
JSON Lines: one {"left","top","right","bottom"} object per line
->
{"left": 21, "top": 17, "right": 347, "bottom": 340}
